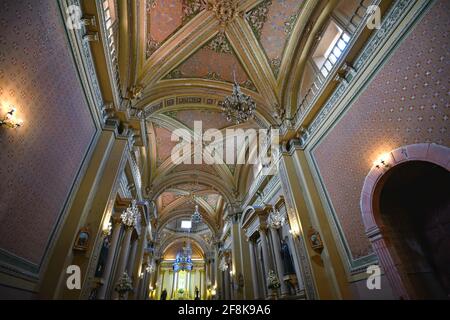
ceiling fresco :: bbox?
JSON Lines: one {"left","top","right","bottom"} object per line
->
{"left": 146, "top": 0, "right": 206, "bottom": 58}
{"left": 136, "top": 0, "right": 321, "bottom": 236}
{"left": 246, "top": 0, "right": 303, "bottom": 77}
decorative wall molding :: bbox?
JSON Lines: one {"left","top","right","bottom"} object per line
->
{"left": 360, "top": 143, "right": 450, "bottom": 299}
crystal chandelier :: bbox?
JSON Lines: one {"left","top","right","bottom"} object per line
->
{"left": 146, "top": 264, "right": 155, "bottom": 274}
{"left": 191, "top": 204, "right": 202, "bottom": 224}
{"left": 219, "top": 256, "right": 229, "bottom": 271}
{"left": 220, "top": 71, "right": 256, "bottom": 124}
{"left": 121, "top": 200, "right": 138, "bottom": 227}
{"left": 268, "top": 207, "right": 286, "bottom": 229}
{"left": 173, "top": 242, "right": 193, "bottom": 272}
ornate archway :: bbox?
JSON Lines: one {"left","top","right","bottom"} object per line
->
{"left": 360, "top": 143, "right": 450, "bottom": 299}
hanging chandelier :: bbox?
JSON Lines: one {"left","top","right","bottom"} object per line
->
{"left": 173, "top": 242, "right": 193, "bottom": 272}
{"left": 121, "top": 200, "right": 139, "bottom": 227}
{"left": 191, "top": 204, "right": 202, "bottom": 225}
{"left": 220, "top": 71, "right": 256, "bottom": 124}
{"left": 268, "top": 207, "right": 286, "bottom": 229}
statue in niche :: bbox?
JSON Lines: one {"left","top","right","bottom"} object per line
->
{"left": 73, "top": 227, "right": 90, "bottom": 251}
{"left": 280, "top": 239, "right": 296, "bottom": 276}
{"left": 95, "top": 237, "right": 110, "bottom": 277}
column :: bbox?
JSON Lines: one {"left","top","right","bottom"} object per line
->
{"left": 270, "top": 226, "right": 289, "bottom": 297}
{"left": 279, "top": 140, "right": 351, "bottom": 299}
{"left": 97, "top": 216, "right": 122, "bottom": 299}
{"left": 126, "top": 238, "right": 138, "bottom": 275}
{"left": 230, "top": 213, "right": 244, "bottom": 299}
{"left": 224, "top": 269, "right": 231, "bottom": 300}
{"left": 259, "top": 226, "right": 276, "bottom": 299}
{"left": 112, "top": 225, "right": 133, "bottom": 299}
{"left": 209, "top": 259, "right": 214, "bottom": 288}
{"left": 41, "top": 131, "right": 128, "bottom": 299}
{"left": 205, "top": 260, "right": 210, "bottom": 286}
{"left": 172, "top": 271, "right": 178, "bottom": 299}
{"left": 283, "top": 223, "right": 304, "bottom": 294}
{"left": 249, "top": 240, "right": 261, "bottom": 299}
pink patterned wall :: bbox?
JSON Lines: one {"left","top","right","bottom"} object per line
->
{"left": 0, "top": 1, "right": 96, "bottom": 266}
{"left": 312, "top": 0, "right": 450, "bottom": 260}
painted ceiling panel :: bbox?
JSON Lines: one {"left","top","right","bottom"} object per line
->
{"left": 154, "top": 124, "right": 178, "bottom": 164}
{"left": 171, "top": 163, "right": 219, "bottom": 176}
{"left": 164, "top": 33, "right": 257, "bottom": 92}
{"left": 246, "top": 0, "right": 303, "bottom": 76}
{"left": 160, "top": 191, "right": 182, "bottom": 210}
{"left": 165, "top": 109, "right": 231, "bottom": 131}
{"left": 146, "top": 0, "right": 206, "bottom": 58}
{"left": 202, "top": 193, "right": 221, "bottom": 211}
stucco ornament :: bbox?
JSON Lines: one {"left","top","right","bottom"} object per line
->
{"left": 209, "top": 0, "right": 239, "bottom": 26}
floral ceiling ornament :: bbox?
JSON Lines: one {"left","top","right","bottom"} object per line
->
{"left": 182, "top": 0, "right": 207, "bottom": 23}
{"left": 245, "top": 0, "right": 272, "bottom": 40}
{"left": 146, "top": 0, "right": 157, "bottom": 13}
{"left": 270, "top": 58, "right": 281, "bottom": 77}
{"left": 284, "top": 14, "right": 298, "bottom": 36}
{"left": 208, "top": 0, "right": 239, "bottom": 27}
{"left": 207, "top": 31, "right": 232, "bottom": 54}
{"left": 146, "top": 36, "right": 161, "bottom": 58}
{"left": 165, "top": 68, "right": 184, "bottom": 80}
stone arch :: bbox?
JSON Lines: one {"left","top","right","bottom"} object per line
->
{"left": 360, "top": 143, "right": 450, "bottom": 299}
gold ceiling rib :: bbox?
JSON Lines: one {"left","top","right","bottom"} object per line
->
{"left": 121, "top": 0, "right": 326, "bottom": 235}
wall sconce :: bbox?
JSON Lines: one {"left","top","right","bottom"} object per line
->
{"left": 0, "top": 107, "right": 24, "bottom": 129}
{"left": 373, "top": 153, "right": 390, "bottom": 169}
{"left": 289, "top": 229, "right": 298, "bottom": 238}
{"left": 102, "top": 221, "right": 112, "bottom": 237}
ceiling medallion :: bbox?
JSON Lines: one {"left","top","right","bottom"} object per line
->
{"left": 208, "top": 0, "right": 239, "bottom": 26}
{"left": 220, "top": 71, "right": 256, "bottom": 124}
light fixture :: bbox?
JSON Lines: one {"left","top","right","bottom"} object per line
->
{"left": 373, "top": 153, "right": 390, "bottom": 169}
{"left": 173, "top": 242, "right": 193, "bottom": 272}
{"left": 219, "top": 256, "right": 229, "bottom": 271}
{"left": 121, "top": 199, "right": 138, "bottom": 227}
{"left": 268, "top": 207, "right": 286, "bottom": 229}
{"left": 191, "top": 204, "right": 202, "bottom": 224}
{"left": 0, "top": 107, "right": 23, "bottom": 129}
{"left": 146, "top": 264, "right": 155, "bottom": 273}
{"left": 289, "top": 223, "right": 301, "bottom": 238}
{"left": 220, "top": 71, "right": 256, "bottom": 124}
{"left": 102, "top": 221, "right": 112, "bottom": 236}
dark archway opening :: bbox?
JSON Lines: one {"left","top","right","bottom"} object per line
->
{"left": 378, "top": 161, "right": 450, "bottom": 299}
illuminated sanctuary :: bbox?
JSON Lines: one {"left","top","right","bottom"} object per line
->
{"left": 0, "top": 0, "right": 449, "bottom": 301}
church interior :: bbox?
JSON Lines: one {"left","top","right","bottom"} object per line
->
{"left": 0, "top": 0, "right": 449, "bottom": 301}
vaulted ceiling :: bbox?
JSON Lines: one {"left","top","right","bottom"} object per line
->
{"left": 126, "top": 0, "right": 324, "bottom": 239}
